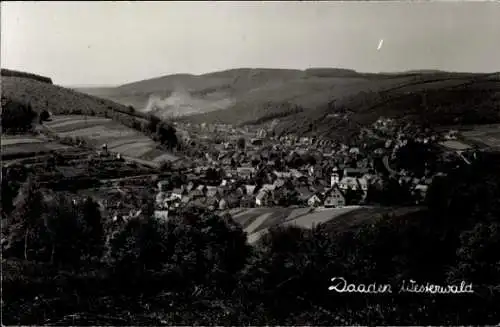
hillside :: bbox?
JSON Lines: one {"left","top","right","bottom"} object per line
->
{"left": 76, "top": 68, "right": 374, "bottom": 117}
{"left": 77, "top": 68, "right": 500, "bottom": 139}
{"left": 1, "top": 73, "right": 145, "bottom": 120}
{"left": 1, "top": 69, "right": 53, "bottom": 84}
{"left": 272, "top": 72, "right": 500, "bottom": 140}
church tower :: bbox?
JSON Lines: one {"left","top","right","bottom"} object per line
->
{"left": 331, "top": 166, "right": 340, "bottom": 187}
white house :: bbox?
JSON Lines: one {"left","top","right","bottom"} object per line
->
{"left": 307, "top": 194, "right": 322, "bottom": 207}
{"left": 324, "top": 186, "right": 346, "bottom": 208}
{"left": 255, "top": 190, "right": 271, "bottom": 207}
{"left": 339, "top": 176, "right": 360, "bottom": 191}
{"left": 157, "top": 180, "right": 169, "bottom": 192}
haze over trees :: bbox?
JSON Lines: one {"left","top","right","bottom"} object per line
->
{"left": 77, "top": 69, "right": 499, "bottom": 141}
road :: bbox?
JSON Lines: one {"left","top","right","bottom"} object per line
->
{"left": 99, "top": 173, "right": 159, "bottom": 183}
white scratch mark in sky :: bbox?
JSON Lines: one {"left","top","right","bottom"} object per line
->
{"left": 377, "top": 39, "right": 384, "bottom": 51}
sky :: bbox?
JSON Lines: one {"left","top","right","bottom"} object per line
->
{"left": 1, "top": 1, "right": 499, "bottom": 86}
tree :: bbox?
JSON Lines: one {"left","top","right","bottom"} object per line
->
{"left": 7, "top": 177, "right": 45, "bottom": 261}
{"left": 1, "top": 97, "right": 36, "bottom": 132}
{"left": 147, "top": 114, "right": 161, "bottom": 135}
{"left": 237, "top": 137, "right": 246, "bottom": 150}
{"left": 156, "top": 122, "right": 178, "bottom": 149}
{"left": 78, "top": 197, "right": 105, "bottom": 260}
{"left": 344, "top": 187, "right": 363, "bottom": 205}
{"left": 1, "top": 173, "right": 16, "bottom": 219}
{"left": 107, "top": 208, "right": 251, "bottom": 296}
{"left": 160, "top": 160, "right": 173, "bottom": 171}
{"left": 38, "top": 110, "right": 50, "bottom": 123}
{"left": 448, "top": 222, "right": 500, "bottom": 284}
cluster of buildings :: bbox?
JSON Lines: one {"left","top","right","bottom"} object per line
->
{"left": 113, "top": 116, "right": 468, "bottom": 220}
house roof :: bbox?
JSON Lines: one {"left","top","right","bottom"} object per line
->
{"left": 206, "top": 187, "right": 219, "bottom": 198}
{"left": 298, "top": 188, "right": 314, "bottom": 200}
{"left": 245, "top": 185, "right": 257, "bottom": 195}
{"left": 273, "top": 179, "right": 286, "bottom": 188}
{"left": 237, "top": 167, "right": 256, "bottom": 174}
{"left": 274, "top": 171, "right": 292, "bottom": 178}
{"left": 344, "top": 167, "right": 370, "bottom": 174}
{"left": 256, "top": 190, "right": 269, "bottom": 200}
{"left": 189, "top": 189, "right": 204, "bottom": 197}
{"left": 340, "top": 176, "right": 359, "bottom": 187}
{"left": 357, "top": 178, "right": 368, "bottom": 188}
{"left": 261, "top": 184, "right": 276, "bottom": 191}
{"left": 415, "top": 184, "right": 429, "bottom": 191}
{"left": 324, "top": 185, "right": 345, "bottom": 197}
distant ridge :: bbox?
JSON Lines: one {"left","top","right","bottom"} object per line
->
{"left": 73, "top": 67, "right": 500, "bottom": 142}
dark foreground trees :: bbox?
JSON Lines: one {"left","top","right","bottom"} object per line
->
{"left": 2, "top": 152, "right": 500, "bottom": 325}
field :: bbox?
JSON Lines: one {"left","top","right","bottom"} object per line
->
{"left": 1, "top": 134, "right": 73, "bottom": 160}
{"left": 460, "top": 124, "right": 500, "bottom": 149}
{"left": 233, "top": 205, "right": 426, "bottom": 244}
{"left": 439, "top": 140, "right": 472, "bottom": 151}
{"left": 44, "top": 115, "right": 180, "bottom": 164}
{"left": 230, "top": 206, "right": 359, "bottom": 243}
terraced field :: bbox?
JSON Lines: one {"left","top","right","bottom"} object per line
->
{"left": 1, "top": 134, "right": 73, "bottom": 160}
{"left": 460, "top": 124, "right": 500, "bottom": 149}
{"left": 231, "top": 206, "right": 357, "bottom": 243}
{"left": 44, "top": 115, "right": 180, "bottom": 164}
{"left": 235, "top": 205, "right": 426, "bottom": 244}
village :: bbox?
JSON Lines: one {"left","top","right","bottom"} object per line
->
{"left": 115, "top": 117, "right": 469, "bottom": 221}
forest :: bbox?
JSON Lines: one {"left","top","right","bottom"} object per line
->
{"left": 2, "top": 151, "right": 499, "bottom": 325}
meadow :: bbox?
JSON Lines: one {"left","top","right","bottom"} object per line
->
{"left": 460, "top": 124, "right": 500, "bottom": 149}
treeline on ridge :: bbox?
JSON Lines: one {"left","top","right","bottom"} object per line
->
{"left": 1, "top": 68, "right": 53, "bottom": 84}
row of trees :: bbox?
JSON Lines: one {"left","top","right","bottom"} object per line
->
{"left": 144, "top": 114, "right": 178, "bottom": 150}
{"left": 112, "top": 112, "right": 179, "bottom": 151}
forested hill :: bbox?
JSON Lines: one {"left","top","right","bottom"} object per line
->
{"left": 185, "top": 71, "right": 500, "bottom": 140}
{"left": 76, "top": 68, "right": 499, "bottom": 140}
